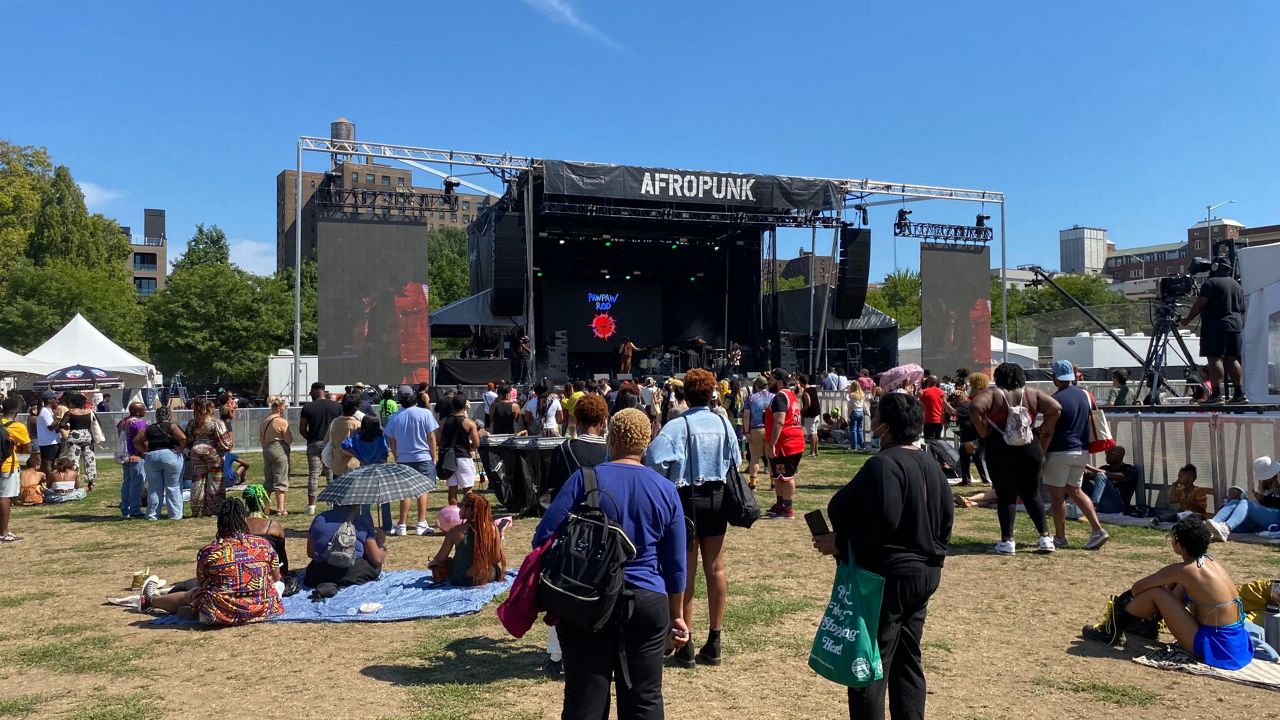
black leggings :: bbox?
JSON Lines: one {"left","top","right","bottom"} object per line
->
{"left": 558, "top": 586, "right": 669, "bottom": 720}
{"left": 958, "top": 443, "right": 989, "bottom": 484}
{"left": 983, "top": 437, "right": 1048, "bottom": 538}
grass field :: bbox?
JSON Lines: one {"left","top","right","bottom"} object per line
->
{"left": 1, "top": 450, "right": 1278, "bottom": 719}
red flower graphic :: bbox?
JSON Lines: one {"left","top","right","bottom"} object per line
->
{"left": 590, "top": 312, "right": 618, "bottom": 340}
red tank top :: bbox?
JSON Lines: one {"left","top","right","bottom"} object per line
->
{"left": 764, "top": 389, "right": 805, "bottom": 456}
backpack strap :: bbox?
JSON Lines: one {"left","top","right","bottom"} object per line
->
{"left": 580, "top": 465, "right": 600, "bottom": 510}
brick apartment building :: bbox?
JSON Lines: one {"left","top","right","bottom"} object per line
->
{"left": 121, "top": 208, "right": 168, "bottom": 297}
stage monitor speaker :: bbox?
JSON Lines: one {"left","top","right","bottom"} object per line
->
{"left": 833, "top": 227, "right": 871, "bottom": 319}
{"left": 490, "top": 215, "right": 525, "bottom": 317}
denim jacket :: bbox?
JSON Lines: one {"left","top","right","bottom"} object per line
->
{"left": 644, "top": 406, "right": 742, "bottom": 487}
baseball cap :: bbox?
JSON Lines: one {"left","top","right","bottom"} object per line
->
{"left": 1051, "top": 359, "right": 1075, "bottom": 382}
{"left": 1251, "top": 456, "right": 1280, "bottom": 483}
{"left": 353, "top": 382, "right": 366, "bottom": 389}
{"left": 41, "top": 390, "right": 58, "bottom": 399}
{"left": 770, "top": 368, "right": 790, "bottom": 382}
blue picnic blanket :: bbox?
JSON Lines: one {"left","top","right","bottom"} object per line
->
{"left": 149, "top": 569, "right": 514, "bottom": 625}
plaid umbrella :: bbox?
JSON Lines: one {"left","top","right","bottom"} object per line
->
{"left": 316, "top": 462, "right": 436, "bottom": 506}
{"left": 33, "top": 364, "right": 124, "bottom": 392}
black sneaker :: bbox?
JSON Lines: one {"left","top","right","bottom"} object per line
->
{"left": 672, "top": 643, "right": 696, "bottom": 669}
{"left": 695, "top": 637, "right": 722, "bottom": 666}
{"left": 1129, "top": 618, "right": 1160, "bottom": 640}
{"left": 1080, "top": 596, "right": 1124, "bottom": 647}
{"left": 1227, "top": 394, "right": 1250, "bottom": 405}
{"left": 1200, "top": 393, "right": 1224, "bottom": 405}
{"left": 542, "top": 658, "right": 563, "bottom": 680}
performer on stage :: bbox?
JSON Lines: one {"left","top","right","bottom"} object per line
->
{"left": 617, "top": 336, "right": 644, "bottom": 375}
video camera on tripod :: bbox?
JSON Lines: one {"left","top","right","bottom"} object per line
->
{"left": 1157, "top": 257, "right": 1215, "bottom": 301}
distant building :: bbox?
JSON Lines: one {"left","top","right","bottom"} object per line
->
{"left": 1102, "top": 241, "right": 1186, "bottom": 282}
{"left": 1059, "top": 225, "right": 1109, "bottom": 275}
{"left": 762, "top": 249, "right": 835, "bottom": 287}
{"left": 275, "top": 118, "right": 493, "bottom": 272}
{"left": 991, "top": 267, "right": 1037, "bottom": 290}
{"left": 123, "top": 208, "right": 167, "bottom": 298}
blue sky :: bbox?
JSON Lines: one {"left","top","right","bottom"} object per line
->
{"left": 2, "top": 1, "right": 1277, "bottom": 280}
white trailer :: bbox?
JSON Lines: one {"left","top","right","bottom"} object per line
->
{"left": 267, "top": 351, "right": 318, "bottom": 405}
{"left": 1052, "top": 330, "right": 1201, "bottom": 370}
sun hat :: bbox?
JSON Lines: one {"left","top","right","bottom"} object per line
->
{"left": 1051, "top": 359, "right": 1075, "bottom": 382}
{"left": 1252, "top": 456, "right": 1280, "bottom": 483}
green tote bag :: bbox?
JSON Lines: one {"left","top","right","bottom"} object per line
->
{"left": 808, "top": 546, "right": 885, "bottom": 688}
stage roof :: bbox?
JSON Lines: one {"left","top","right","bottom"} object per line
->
{"left": 774, "top": 285, "right": 898, "bottom": 333}
{"left": 429, "top": 288, "right": 526, "bottom": 336}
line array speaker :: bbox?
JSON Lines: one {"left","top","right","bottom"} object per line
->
{"left": 490, "top": 215, "right": 525, "bottom": 317}
{"left": 833, "top": 226, "right": 871, "bottom": 319}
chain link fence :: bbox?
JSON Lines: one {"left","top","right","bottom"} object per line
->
{"left": 995, "top": 302, "right": 1156, "bottom": 362}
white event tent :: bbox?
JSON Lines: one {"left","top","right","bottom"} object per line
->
{"left": 898, "top": 326, "right": 1039, "bottom": 369}
{"left": 22, "top": 313, "right": 158, "bottom": 388}
{"left": 0, "top": 345, "right": 59, "bottom": 377}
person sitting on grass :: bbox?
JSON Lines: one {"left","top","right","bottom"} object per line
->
{"left": 427, "top": 493, "right": 505, "bottom": 587}
{"left": 221, "top": 451, "right": 249, "bottom": 488}
{"left": 18, "top": 454, "right": 45, "bottom": 506}
{"left": 44, "top": 457, "right": 86, "bottom": 503}
{"left": 1082, "top": 515, "right": 1253, "bottom": 670}
{"left": 1167, "top": 464, "right": 1209, "bottom": 518}
{"left": 140, "top": 498, "right": 284, "bottom": 626}
{"left": 304, "top": 503, "right": 386, "bottom": 589}
{"left": 242, "top": 484, "right": 289, "bottom": 576}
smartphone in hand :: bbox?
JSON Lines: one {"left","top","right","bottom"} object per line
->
{"left": 804, "top": 509, "right": 830, "bottom": 537}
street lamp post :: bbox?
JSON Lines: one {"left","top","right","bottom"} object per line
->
{"left": 1204, "top": 199, "right": 1236, "bottom": 257}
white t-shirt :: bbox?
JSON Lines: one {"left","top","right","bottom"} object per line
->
{"left": 522, "top": 396, "right": 563, "bottom": 430}
{"left": 482, "top": 390, "right": 498, "bottom": 413}
{"left": 36, "top": 407, "right": 59, "bottom": 447}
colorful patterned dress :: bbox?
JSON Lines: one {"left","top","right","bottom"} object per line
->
{"left": 187, "top": 419, "right": 231, "bottom": 517}
{"left": 189, "top": 533, "right": 283, "bottom": 626}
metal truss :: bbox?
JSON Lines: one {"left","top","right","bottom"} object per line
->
{"left": 893, "top": 220, "right": 993, "bottom": 242}
{"left": 841, "top": 180, "right": 1004, "bottom": 205}
{"left": 313, "top": 186, "right": 458, "bottom": 218}
{"left": 541, "top": 202, "right": 843, "bottom": 228}
{"left": 299, "top": 136, "right": 534, "bottom": 183}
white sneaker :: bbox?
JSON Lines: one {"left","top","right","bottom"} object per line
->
{"left": 1208, "top": 520, "right": 1230, "bottom": 543}
{"left": 307, "top": 505, "right": 317, "bottom": 516}
{"left": 993, "top": 540, "right": 1016, "bottom": 555}
{"left": 1036, "top": 536, "right": 1057, "bottom": 553}
{"left": 415, "top": 522, "right": 435, "bottom": 536}
{"left": 393, "top": 524, "right": 407, "bottom": 537}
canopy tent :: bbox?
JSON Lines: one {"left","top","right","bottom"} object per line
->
{"left": 897, "top": 326, "right": 1039, "bottom": 369}
{"left": 428, "top": 289, "right": 527, "bottom": 338}
{"left": 24, "top": 314, "right": 157, "bottom": 387}
{"left": 0, "top": 345, "right": 59, "bottom": 377}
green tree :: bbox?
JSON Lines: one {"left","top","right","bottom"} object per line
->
{"left": 145, "top": 263, "right": 287, "bottom": 385}
{"left": 865, "top": 268, "right": 922, "bottom": 330}
{"left": 0, "top": 261, "right": 146, "bottom": 354}
{"left": 1019, "top": 273, "right": 1123, "bottom": 315}
{"left": 26, "top": 166, "right": 92, "bottom": 266}
{"left": 0, "top": 141, "right": 52, "bottom": 274}
{"left": 171, "top": 224, "right": 231, "bottom": 273}
{"left": 428, "top": 226, "right": 470, "bottom": 310}
{"left": 268, "top": 259, "right": 318, "bottom": 355}
{"left": 771, "top": 276, "right": 808, "bottom": 292}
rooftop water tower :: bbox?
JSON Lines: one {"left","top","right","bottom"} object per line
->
{"left": 330, "top": 117, "right": 355, "bottom": 167}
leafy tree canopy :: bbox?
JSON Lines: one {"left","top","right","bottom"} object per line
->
{"left": 0, "top": 260, "right": 146, "bottom": 355}
{"left": 171, "top": 223, "right": 231, "bottom": 273}
{"left": 428, "top": 226, "right": 470, "bottom": 310}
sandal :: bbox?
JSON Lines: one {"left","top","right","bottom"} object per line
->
{"left": 270, "top": 509, "right": 289, "bottom": 516}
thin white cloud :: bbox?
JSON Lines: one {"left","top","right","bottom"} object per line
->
{"left": 520, "top": 0, "right": 621, "bottom": 49}
{"left": 229, "top": 238, "right": 278, "bottom": 276}
{"left": 77, "top": 181, "right": 123, "bottom": 209}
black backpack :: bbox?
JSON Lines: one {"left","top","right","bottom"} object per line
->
{"left": 537, "top": 466, "right": 637, "bottom": 633}
{"left": 0, "top": 421, "right": 17, "bottom": 467}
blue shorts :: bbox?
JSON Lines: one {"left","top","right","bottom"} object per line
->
{"left": 1192, "top": 621, "right": 1253, "bottom": 670}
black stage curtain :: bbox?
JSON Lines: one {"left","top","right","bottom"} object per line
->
{"left": 436, "top": 359, "right": 512, "bottom": 386}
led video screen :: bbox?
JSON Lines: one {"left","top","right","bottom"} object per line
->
{"left": 317, "top": 221, "right": 431, "bottom": 385}
{"left": 921, "top": 244, "right": 991, "bottom": 374}
{"left": 541, "top": 281, "right": 663, "bottom": 352}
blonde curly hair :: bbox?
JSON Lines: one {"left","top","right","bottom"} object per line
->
{"left": 608, "top": 408, "right": 652, "bottom": 457}
{"left": 968, "top": 372, "right": 991, "bottom": 391}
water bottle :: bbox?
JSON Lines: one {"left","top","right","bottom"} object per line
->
{"left": 1265, "top": 578, "right": 1280, "bottom": 653}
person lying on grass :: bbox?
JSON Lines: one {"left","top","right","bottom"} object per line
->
{"left": 1081, "top": 515, "right": 1253, "bottom": 670}
{"left": 428, "top": 493, "right": 505, "bottom": 587}
{"left": 139, "top": 498, "right": 284, "bottom": 626}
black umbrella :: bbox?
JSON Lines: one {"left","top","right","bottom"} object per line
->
{"left": 316, "top": 463, "right": 437, "bottom": 506}
{"left": 33, "top": 364, "right": 124, "bottom": 392}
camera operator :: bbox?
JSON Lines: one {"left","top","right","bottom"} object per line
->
{"left": 1181, "top": 258, "right": 1247, "bottom": 404}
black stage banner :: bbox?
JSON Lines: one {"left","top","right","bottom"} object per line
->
{"left": 435, "top": 358, "right": 512, "bottom": 386}
{"left": 541, "top": 159, "right": 840, "bottom": 213}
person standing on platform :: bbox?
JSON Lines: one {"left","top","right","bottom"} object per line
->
{"left": 1181, "top": 258, "right": 1247, "bottom": 404}
{"left": 618, "top": 336, "right": 643, "bottom": 376}
{"left": 297, "top": 382, "right": 340, "bottom": 516}
{"left": 515, "top": 336, "right": 531, "bottom": 385}
{"left": 764, "top": 369, "right": 805, "bottom": 519}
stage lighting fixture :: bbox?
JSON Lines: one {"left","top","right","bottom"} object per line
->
{"left": 670, "top": 243, "right": 678, "bottom": 249}
{"left": 896, "top": 208, "right": 912, "bottom": 223}
{"left": 714, "top": 245, "right": 721, "bottom": 251}
{"left": 536, "top": 271, "right": 544, "bottom": 277}
{"left": 558, "top": 239, "right": 565, "bottom": 245}
{"left": 976, "top": 214, "right": 990, "bottom": 228}
{"left": 443, "top": 177, "right": 461, "bottom": 196}
{"left": 854, "top": 204, "right": 869, "bottom": 225}
{"left": 604, "top": 241, "right": 612, "bottom": 247}
{"left": 605, "top": 275, "right": 611, "bottom": 279}
{"left": 625, "top": 275, "right": 632, "bottom": 280}
{"left": 689, "top": 276, "right": 695, "bottom": 282}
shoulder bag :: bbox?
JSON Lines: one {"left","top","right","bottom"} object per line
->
{"left": 808, "top": 543, "right": 885, "bottom": 688}
{"left": 1086, "top": 391, "right": 1115, "bottom": 454}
